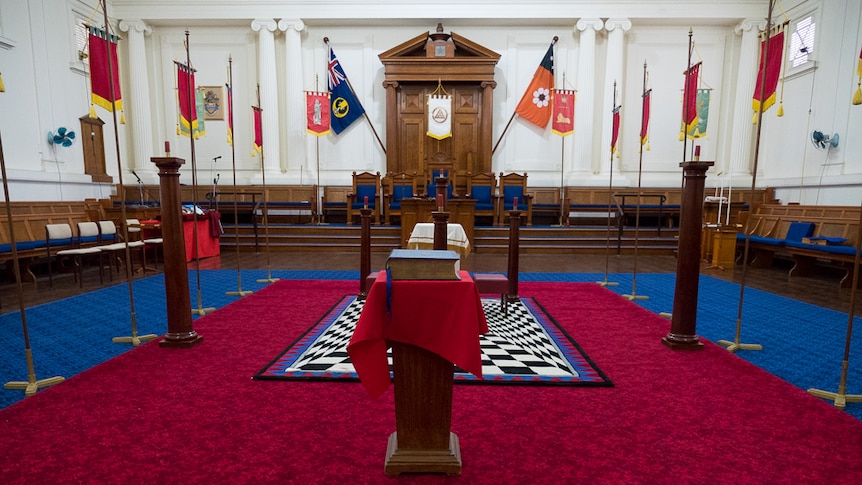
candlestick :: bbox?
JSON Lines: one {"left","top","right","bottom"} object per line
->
{"left": 694, "top": 145, "right": 701, "bottom": 161}
{"left": 364, "top": 196, "right": 368, "bottom": 209}
{"left": 436, "top": 194, "right": 443, "bottom": 211}
{"left": 513, "top": 196, "right": 518, "bottom": 211}
{"left": 165, "top": 141, "right": 171, "bottom": 156}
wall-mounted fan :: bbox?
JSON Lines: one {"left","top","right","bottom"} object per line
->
{"left": 811, "top": 130, "right": 839, "bottom": 150}
{"left": 47, "top": 127, "right": 76, "bottom": 147}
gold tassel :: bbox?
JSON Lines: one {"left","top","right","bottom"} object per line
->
{"left": 89, "top": 103, "right": 97, "bottom": 119}
{"left": 176, "top": 124, "right": 181, "bottom": 136}
{"left": 0, "top": 72, "right": 5, "bottom": 92}
{"left": 120, "top": 110, "right": 126, "bottom": 124}
{"left": 646, "top": 142, "right": 651, "bottom": 151}
{"left": 777, "top": 102, "right": 784, "bottom": 117}
{"left": 853, "top": 82, "right": 862, "bottom": 106}
{"left": 752, "top": 112, "right": 758, "bottom": 124}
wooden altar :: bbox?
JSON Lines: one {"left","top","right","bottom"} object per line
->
{"left": 399, "top": 198, "right": 475, "bottom": 248}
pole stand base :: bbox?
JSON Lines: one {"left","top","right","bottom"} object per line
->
{"left": 596, "top": 281, "right": 619, "bottom": 287}
{"left": 225, "top": 290, "right": 253, "bottom": 297}
{"left": 807, "top": 388, "right": 862, "bottom": 409}
{"left": 623, "top": 293, "right": 649, "bottom": 301}
{"left": 112, "top": 333, "right": 158, "bottom": 347}
{"left": 4, "top": 376, "right": 65, "bottom": 397}
{"left": 717, "top": 339, "right": 763, "bottom": 353}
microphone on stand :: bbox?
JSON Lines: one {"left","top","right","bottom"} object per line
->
{"left": 132, "top": 170, "right": 143, "bottom": 184}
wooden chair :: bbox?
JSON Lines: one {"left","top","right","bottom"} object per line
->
{"left": 498, "top": 172, "right": 533, "bottom": 226}
{"left": 347, "top": 171, "right": 381, "bottom": 225}
{"left": 383, "top": 171, "right": 421, "bottom": 226}
{"left": 465, "top": 172, "right": 498, "bottom": 227}
{"left": 424, "top": 161, "right": 456, "bottom": 199}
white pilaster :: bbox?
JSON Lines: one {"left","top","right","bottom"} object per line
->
{"left": 251, "top": 19, "right": 280, "bottom": 174}
{"left": 600, "top": 18, "right": 631, "bottom": 178}
{"left": 729, "top": 19, "right": 766, "bottom": 179}
{"left": 278, "top": 18, "right": 308, "bottom": 182}
{"left": 571, "top": 18, "right": 603, "bottom": 183}
{"left": 118, "top": 19, "right": 153, "bottom": 176}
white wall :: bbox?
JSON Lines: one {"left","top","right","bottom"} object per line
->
{"left": 2, "top": 0, "right": 861, "bottom": 207}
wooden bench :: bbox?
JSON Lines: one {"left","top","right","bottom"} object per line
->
{"left": 737, "top": 204, "right": 861, "bottom": 287}
{"left": 0, "top": 201, "right": 94, "bottom": 282}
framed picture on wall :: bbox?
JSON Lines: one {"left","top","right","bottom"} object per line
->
{"left": 201, "top": 86, "right": 224, "bottom": 120}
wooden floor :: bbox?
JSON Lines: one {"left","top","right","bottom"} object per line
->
{"left": 2, "top": 247, "right": 859, "bottom": 317}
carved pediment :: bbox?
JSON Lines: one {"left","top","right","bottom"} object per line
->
{"left": 378, "top": 24, "right": 500, "bottom": 82}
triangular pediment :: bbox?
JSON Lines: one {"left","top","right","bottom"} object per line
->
{"left": 378, "top": 26, "right": 499, "bottom": 82}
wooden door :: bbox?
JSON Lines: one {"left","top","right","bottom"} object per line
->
{"left": 79, "top": 115, "right": 111, "bottom": 183}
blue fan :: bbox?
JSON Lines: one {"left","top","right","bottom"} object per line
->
{"left": 48, "top": 127, "right": 76, "bottom": 147}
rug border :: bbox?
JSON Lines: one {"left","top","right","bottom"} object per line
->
{"left": 253, "top": 294, "right": 614, "bottom": 387}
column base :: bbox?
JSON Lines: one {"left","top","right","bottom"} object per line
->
{"left": 384, "top": 431, "right": 462, "bottom": 476}
{"left": 159, "top": 331, "right": 203, "bottom": 348}
{"left": 661, "top": 332, "right": 704, "bottom": 350}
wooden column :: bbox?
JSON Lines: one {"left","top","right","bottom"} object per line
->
{"left": 359, "top": 208, "right": 372, "bottom": 299}
{"left": 152, "top": 157, "right": 202, "bottom": 348}
{"left": 663, "top": 161, "right": 713, "bottom": 350}
{"left": 385, "top": 342, "right": 460, "bottom": 476}
{"left": 432, "top": 210, "right": 449, "bottom": 250}
{"left": 507, "top": 209, "right": 521, "bottom": 301}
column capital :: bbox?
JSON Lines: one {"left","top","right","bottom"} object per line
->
{"left": 605, "top": 18, "right": 632, "bottom": 33}
{"left": 734, "top": 18, "right": 767, "bottom": 35}
{"left": 119, "top": 19, "right": 151, "bottom": 36}
{"left": 251, "top": 19, "right": 277, "bottom": 33}
{"left": 575, "top": 18, "right": 604, "bottom": 33}
{"left": 278, "top": 18, "right": 305, "bottom": 33}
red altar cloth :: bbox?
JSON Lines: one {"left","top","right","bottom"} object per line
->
{"left": 347, "top": 270, "right": 488, "bottom": 399}
{"left": 181, "top": 213, "right": 220, "bottom": 261}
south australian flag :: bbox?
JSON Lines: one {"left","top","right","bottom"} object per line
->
{"left": 328, "top": 46, "right": 365, "bottom": 134}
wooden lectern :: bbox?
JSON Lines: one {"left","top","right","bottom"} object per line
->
{"left": 347, "top": 270, "right": 487, "bottom": 476}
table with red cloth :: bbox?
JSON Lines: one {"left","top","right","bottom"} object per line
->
{"left": 144, "top": 213, "right": 220, "bottom": 262}
{"left": 347, "top": 270, "right": 488, "bottom": 399}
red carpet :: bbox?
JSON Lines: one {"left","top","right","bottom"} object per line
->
{"left": 1, "top": 280, "right": 860, "bottom": 484}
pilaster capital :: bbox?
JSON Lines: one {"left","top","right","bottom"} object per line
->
{"left": 251, "top": 19, "right": 278, "bottom": 33}
{"left": 734, "top": 18, "right": 767, "bottom": 35}
{"left": 575, "top": 18, "right": 604, "bottom": 33}
{"left": 278, "top": 18, "right": 305, "bottom": 33}
{"left": 605, "top": 18, "right": 632, "bottom": 33}
{"left": 119, "top": 19, "right": 151, "bottom": 36}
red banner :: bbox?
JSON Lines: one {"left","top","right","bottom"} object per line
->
{"left": 176, "top": 62, "right": 197, "bottom": 137}
{"left": 252, "top": 106, "right": 262, "bottom": 155}
{"left": 88, "top": 27, "right": 122, "bottom": 115}
{"left": 306, "top": 91, "right": 331, "bottom": 136}
{"left": 682, "top": 62, "right": 700, "bottom": 131}
{"left": 611, "top": 105, "right": 621, "bottom": 155}
{"left": 551, "top": 89, "right": 574, "bottom": 136}
{"left": 752, "top": 30, "right": 785, "bottom": 114}
{"left": 640, "top": 89, "right": 651, "bottom": 146}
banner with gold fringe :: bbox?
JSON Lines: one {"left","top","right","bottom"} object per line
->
{"left": 426, "top": 94, "right": 452, "bottom": 140}
{"left": 87, "top": 25, "right": 124, "bottom": 123}
{"left": 551, "top": 89, "right": 575, "bottom": 136}
{"left": 752, "top": 25, "right": 786, "bottom": 118}
{"left": 306, "top": 91, "right": 331, "bottom": 136}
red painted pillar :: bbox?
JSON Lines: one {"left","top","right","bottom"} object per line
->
{"left": 152, "top": 157, "right": 202, "bottom": 348}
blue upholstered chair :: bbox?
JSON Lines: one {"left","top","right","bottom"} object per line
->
{"left": 498, "top": 172, "right": 533, "bottom": 226}
{"left": 465, "top": 172, "right": 498, "bottom": 227}
{"left": 347, "top": 171, "right": 381, "bottom": 225}
{"left": 383, "top": 171, "right": 421, "bottom": 226}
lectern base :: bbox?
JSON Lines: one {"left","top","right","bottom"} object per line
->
{"left": 384, "top": 431, "right": 462, "bottom": 476}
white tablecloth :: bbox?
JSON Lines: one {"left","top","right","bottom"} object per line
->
{"left": 407, "top": 222, "right": 470, "bottom": 256}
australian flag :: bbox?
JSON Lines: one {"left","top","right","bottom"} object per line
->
{"left": 328, "top": 46, "right": 365, "bottom": 134}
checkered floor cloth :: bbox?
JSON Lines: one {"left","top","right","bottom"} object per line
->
{"left": 255, "top": 296, "right": 612, "bottom": 386}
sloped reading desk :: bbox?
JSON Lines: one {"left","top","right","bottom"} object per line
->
{"left": 347, "top": 270, "right": 488, "bottom": 476}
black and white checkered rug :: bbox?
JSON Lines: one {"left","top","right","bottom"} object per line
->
{"left": 254, "top": 296, "right": 612, "bottom": 387}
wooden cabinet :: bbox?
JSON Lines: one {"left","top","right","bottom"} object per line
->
{"left": 379, "top": 25, "right": 500, "bottom": 186}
